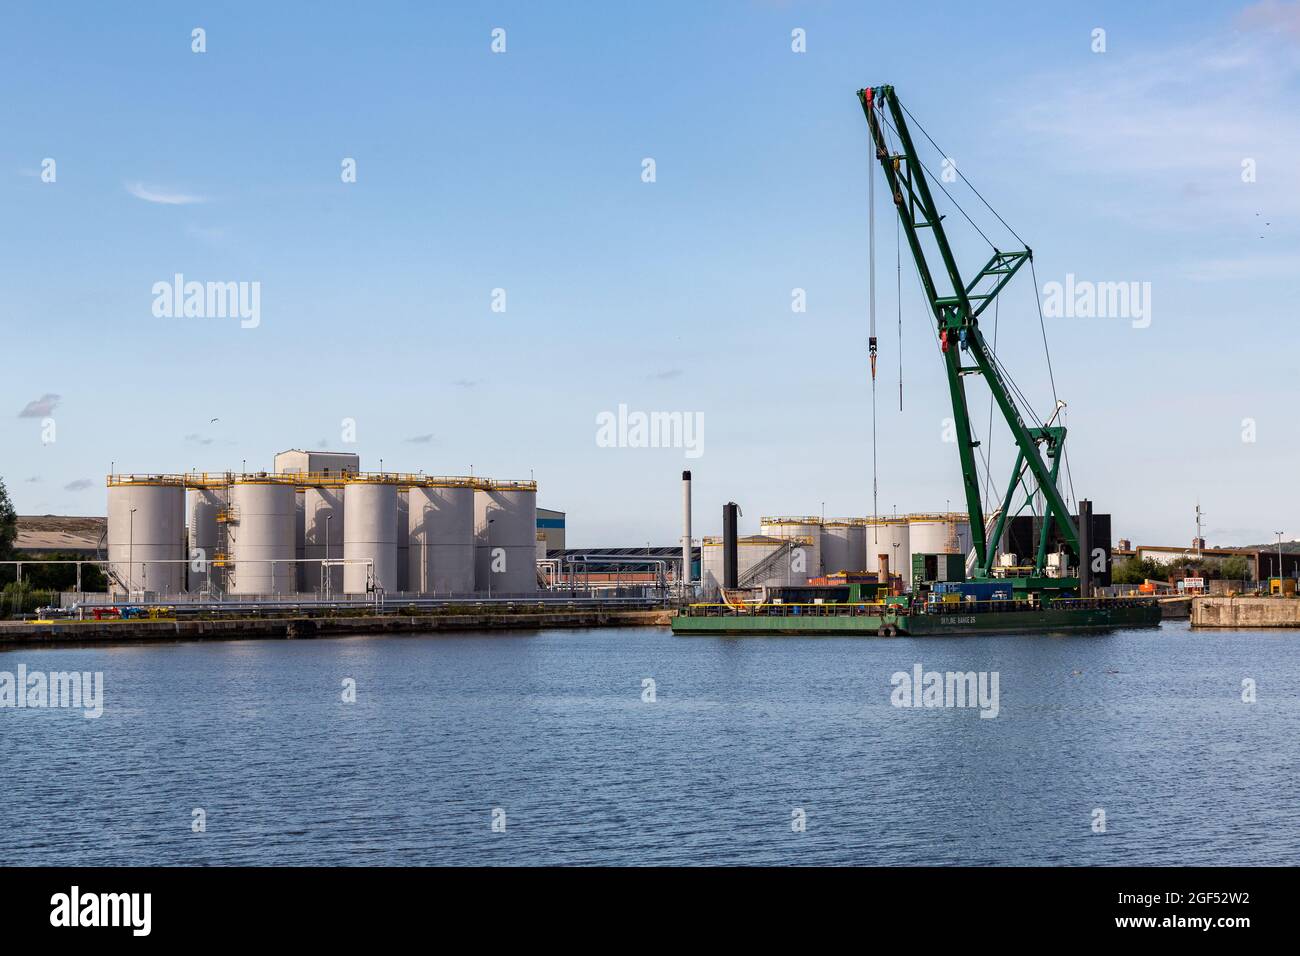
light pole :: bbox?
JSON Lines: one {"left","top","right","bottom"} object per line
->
{"left": 1276, "top": 531, "right": 1285, "bottom": 586}
{"left": 325, "top": 513, "right": 333, "bottom": 600}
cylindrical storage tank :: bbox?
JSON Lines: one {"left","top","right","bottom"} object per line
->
{"left": 759, "top": 517, "right": 822, "bottom": 582}
{"left": 848, "top": 520, "right": 868, "bottom": 572}
{"left": 741, "top": 535, "right": 797, "bottom": 589}
{"left": 865, "top": 517, "right": 911, "bottom": 587}
{"left": 908, "top": 513, "right": 966, "bottom": 560}
{"left": 408, "top": 483, "right": 475, "bottom": 594}
{"left": 302, "top": 484, "right": 344, "bottom": 595}
{"left": 396, "top": 488, "right": 409, "bottom": 593}
{"left": 107, "top": 478, "right": 185, "bottom": 595}
{"left": 227, "top": 479, "right": 297, "bottom": 595}
{"left": 952, "top": 513, "right": 973, "bottom": 556}
{"left": 474, "top": 482, "right": 538, "bottom": 594}
{"left": 821, "top": 521, "right": 865, "bottom": 575}
{"left": 344, "top": 480, "right": 399, "bottom": 595}
{"left": 701, "top": 537, "right": 724, "bottom": 597}
{"left": 701, "top": 536, "right": 783, "bottom": 596}
{"left": 186, "top": 484, "right": 227, "bottom": 594}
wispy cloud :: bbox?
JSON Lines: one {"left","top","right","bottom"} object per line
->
{"left": 1182, "top": 251, "right": 1300, "bottom": 282}
{"left": 1013, "top": 17, "right": 1300, "bottom": 222}
{"left": 1239, "top": 0, "right": 1300, "bottom": 36}
{"left": 64, "top": 479, "right": 93, "bottom": 492}
{"left": 18, "top": 393, "right": 60, "bottom": 417}
{"left": 125, "top": 181, "right": 208, "bottom": 205}
{"left": 451, "top": 379, "right": 480, "bottom": 388}
{"left": 648, "top": 368, "right": 683, "bottom": 380}
{"left": 404, "top": 433, "right": 436, "bottom": 444}
{"left": 184, "top": 432, "right": 214, "bottom": 446}
{"left": 25, "top": 476, "right": 41, "bottom": 483}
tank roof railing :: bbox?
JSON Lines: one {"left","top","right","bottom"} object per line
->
{"left": 701, "top": 534, "right": 815, "bottom": 546}
{"left": 108, "top": 472, "right": 537, "bottom": 491}
{"left": 759, "top": 516, "right": 825, "bottom": 526}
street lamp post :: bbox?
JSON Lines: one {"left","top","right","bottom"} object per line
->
{"left": 1276, "top": 531, "right": 1285, "bottom": 586}
{"left": 324, "top": 513, "right": 333, "bottom": 600}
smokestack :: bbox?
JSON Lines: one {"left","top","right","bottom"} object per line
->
{"left": 723, "top": 502, "right": 740, "bottom": 590}
{"left": 681, "top": 470, "right": 692, "bottom": 593}
{"left": 1078, "top": 499, "right": 1092, "bottom": 598}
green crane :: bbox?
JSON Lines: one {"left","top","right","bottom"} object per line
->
{"left": 858, "top": 84, "right": 1079, "bottom": 580}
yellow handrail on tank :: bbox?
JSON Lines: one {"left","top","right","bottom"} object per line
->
{"left": 759, "top": 515, "right": 824, "bottom": 526}
{"left": 108, "top": 471, "right": 539, "bottom": 491}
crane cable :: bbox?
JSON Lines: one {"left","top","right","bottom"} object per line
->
{"left": 897, "top": 214, "right": 903, "bottom": 411}
{"left": 877, "top": 111, "right": 996, "bottom": 252}
{"left": 868, "top": 92, "right": 879, "bottom": 530}
{"left": 899, "top": 100, "right": 1028, "bottom": 248}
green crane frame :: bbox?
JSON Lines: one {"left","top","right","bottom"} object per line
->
{"left": 858, "top": 84, "right": 1079, "bottom": 577}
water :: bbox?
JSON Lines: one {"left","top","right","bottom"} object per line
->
{"left": 2, "top": 622, "right": 1297, "bottom": 866}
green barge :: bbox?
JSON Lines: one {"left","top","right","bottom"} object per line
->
{"left": 671, "top": 596, "right": 1161, "bottom": 637}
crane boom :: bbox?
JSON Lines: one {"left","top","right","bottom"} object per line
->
{"left": 858, "top": 85, "right": 1080, "bottom": 577}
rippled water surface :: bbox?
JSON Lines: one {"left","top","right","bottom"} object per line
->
{"left": 2, "top": 622, "right": 1297, "bottom": 865}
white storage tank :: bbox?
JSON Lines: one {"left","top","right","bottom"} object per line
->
{"left": 302, "top": 483, "right": 344, "bottom": 595}
{"left": 227, "top": 478, "right": 297, "bottom": 595}
{"left": 186, "top": 482, "right": 227, "bottom": 594}
{"left": 107, "top": 477, "right": 186, "bottom": 595}
{"left": 865, "top": 516, "right": 911, "bottom": 587}
{"left": 759, "top": 516, "right": 822, "bottom": 582}
{"left": 908, "top": 513, "right": 969, "bottom": 559}
{"left": 474, "top": 481, "right": 538, "bottom": 594}
{"left": 408, "top": 481, "right": 476, "bottom": 595}
{"left": 700, "top": 534, "right": 793, "bottom": 595}
{"left": 344, "top": 479, "right": 399, "bottom": 595}
{"left": 821, "top": 520, "right": 866, "bottom": 574}
{"left": 848, "top": 519, "right": 868, "bottom": 572}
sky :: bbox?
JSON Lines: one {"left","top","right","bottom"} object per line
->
{"left": 1, "top": 0, "right": 1297, "bottom": 549}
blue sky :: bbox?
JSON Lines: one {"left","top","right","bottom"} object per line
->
{"left": 2, "top": 0, "right": 1297, "bottom": 548}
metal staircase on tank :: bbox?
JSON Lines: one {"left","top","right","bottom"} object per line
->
{"left": 737, "top": 539, "right": 804, "bottom": 589}
{"left": 213, "top": 504, "right": 238, "bottom": 594}
{"left": 96, "top": 523, "right": 130, "bottom": 594}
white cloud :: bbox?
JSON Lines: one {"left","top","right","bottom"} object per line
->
{"left": 125, "top": 181, "right": 207, "bottom": 205}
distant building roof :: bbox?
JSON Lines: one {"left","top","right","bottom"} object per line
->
{"left": 1135, "top": 544, "right": 1252, "bottom": 558}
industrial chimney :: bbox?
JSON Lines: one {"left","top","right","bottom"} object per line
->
{"left": 723, "top": 502, "right": 740, "bottom": 590}
{"left": 681, "top": 470, "right": 692, "bottom": 594}
{"left": 1078, "top": 499, "right": 1092, "bottom": 598}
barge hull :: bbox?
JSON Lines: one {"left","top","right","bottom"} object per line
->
{"left": 671, "top": 604, "right": 1160, "bottom": 636}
